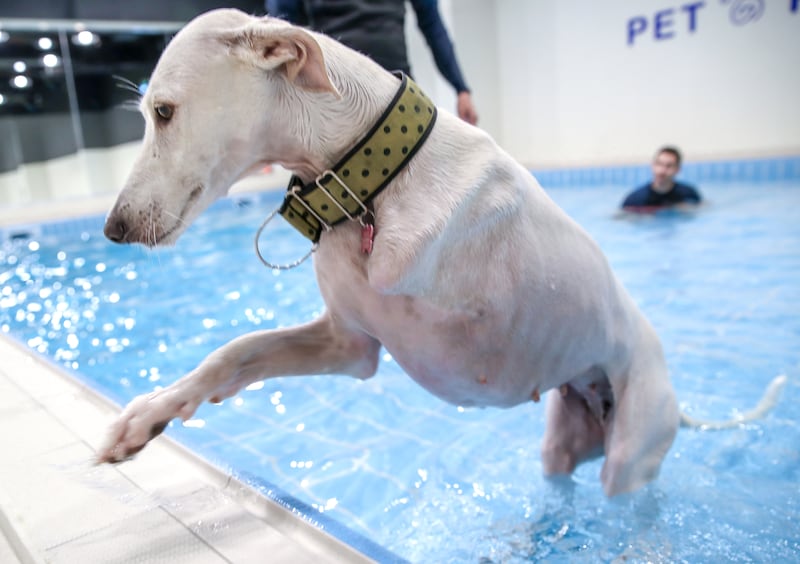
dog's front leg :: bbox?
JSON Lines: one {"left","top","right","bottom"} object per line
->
{"left": 96, "top": 313, "right": 380, "bottom": 463}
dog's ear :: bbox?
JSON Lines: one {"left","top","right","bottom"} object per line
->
{"left": 223, "top": 23, "right": 340, "bottom": 97}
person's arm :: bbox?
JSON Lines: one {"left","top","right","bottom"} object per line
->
{"left": 672, "top": 184, "right": 703, "bottom": 211}
{"left": 618, "top": 186, "right": 660, "bottom": 214}
{"left": 266, "top": 0, "right": 309, "bottom": 26}
{"left": 409, "top": 0, "right": 478, "bottom": 124}
{"left": 621, "top": 186, "right": 646, "bottom": 208}
{"left": 686, "top": 185, "right": 702, "bottom": 204}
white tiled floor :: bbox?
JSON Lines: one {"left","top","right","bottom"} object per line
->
{"left": 0, "top": 334, "right": 373, "bottom": 563}
{"left": 0, "top": 531, "right": 18, "bottom": 563}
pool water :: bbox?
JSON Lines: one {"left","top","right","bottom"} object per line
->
{"left": 1, "top": 182, "right": 799, "bottom": 562}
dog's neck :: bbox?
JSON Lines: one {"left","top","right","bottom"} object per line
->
{"left": 278, "top": 73, "right": 438, "bottom": 243}
{"left": 274, "top": 36, "right": 407, "bottom": 183}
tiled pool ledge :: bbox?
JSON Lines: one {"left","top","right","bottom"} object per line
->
{"left": 0, "top": 333, "right": 395, "bottom": 563}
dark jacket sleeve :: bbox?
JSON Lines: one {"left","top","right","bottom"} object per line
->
{"left": 409, "top": 0, "right": 470, "bottom": 93}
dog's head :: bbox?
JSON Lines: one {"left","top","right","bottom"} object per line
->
{"left": 104, "top": 9, "right": 340, "bottom": 246}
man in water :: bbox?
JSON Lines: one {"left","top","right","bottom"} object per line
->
{"left": 621, "top": 146, "right": 702, "bottom": 212}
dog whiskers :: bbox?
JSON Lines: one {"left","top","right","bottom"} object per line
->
{"left": 149, "top": 214, "right": 160, "bottom": 247}
{"left": 162, "top": 210, "right": 188, "bottom": 226}
{"left": 145, "top": 191, "right": 163, "bottom": 265}
{"left": 116, "top": 100, "right": 143, "bottom": 113}
{"left": 113, "top": 74, "right": 143, "bottom": 93}
{"left": 113, "top": 75, "right": 144, "bottom": 114}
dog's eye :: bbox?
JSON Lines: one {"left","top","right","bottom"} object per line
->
{"left": 155, "top": 104, "right": 174, "bottom": 121}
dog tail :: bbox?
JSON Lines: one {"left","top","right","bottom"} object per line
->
{"left": 679, "top": 374, "right": 788, "bottom": 430}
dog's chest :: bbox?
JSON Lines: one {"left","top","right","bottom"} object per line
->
{"left": 322, "top": 273, "right": 533, "bottom": 407}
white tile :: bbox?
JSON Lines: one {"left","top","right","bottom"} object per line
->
{"left": 0, "top": 442, "right": 149, "bottom": 551}
{"left": 0, "top": 373, "right": 38, "bottom": 414}
{"left": 111, "top": 438, "right": 231, "bottom": 494}
{"left": 0, "top": 340, "right": 75, "bottom": 400}
{"left": 0, "top": 405, "right": 77, "bottom": 463}
{"left": 13, "top": 363, "right": 83, "bottom": 402}
{"left": 35, "top": 389, "right": 116, "bottom": 452}
{"left": 0, "top": 527, "right": 24, "bottom": 564}
{"left": 44, "top": 507, "right": 229, "bottom": 564}
{"left": 159, "top": 484, "right": 321, "bottom": 564}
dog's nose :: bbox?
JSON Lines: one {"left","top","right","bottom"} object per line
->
{"left": 104, "top": 218, "right": 129, "bottom": 243}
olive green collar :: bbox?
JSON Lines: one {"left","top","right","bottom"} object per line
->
{"left": 278, "top": 73, "right": 437, "bottom": 243}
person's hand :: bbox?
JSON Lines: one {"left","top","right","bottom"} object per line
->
{"left": 457, "top": 91, "right": 478, "bottom": 125}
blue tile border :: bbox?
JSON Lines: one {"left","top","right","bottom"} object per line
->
{"left": 0, "top": 192, "right": 284, "bottom": 244}
{"left": 239, "top": 471, "right": 410, "bottom": 563}
{"left": 532, "top": 155, "right": 800, "bottom": 188}
{"left": 3, "top": 156, "right": 798, "bottom": 243}
{"left": 0, "top": 215, "right": 105, "bottom": 244}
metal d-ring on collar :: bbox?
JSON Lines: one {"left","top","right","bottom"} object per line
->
{"left": 254, "top": 207, "right": 316, "bottom": 270}
{"left": 254, "top": 170, "right": 374, "bottom": 269}
{"left": 254, "top": 72, "right": 437, "bottom": 270}
{"left": 254, "top": 174, "right": 341, "bottom": 269}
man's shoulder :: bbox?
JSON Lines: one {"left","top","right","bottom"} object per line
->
{"left": 673, "top": 181, "right": 701, "bottom": 201}
{"left": 621, "top": 184, "right": 652, "bottom": 207}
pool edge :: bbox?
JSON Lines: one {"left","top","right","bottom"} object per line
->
{"left": 0, "top": 332, "right": 392, "bottom": 563}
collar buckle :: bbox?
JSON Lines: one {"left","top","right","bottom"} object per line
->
{"left": 315, "top": 169, "right": 372, "bottom": 227}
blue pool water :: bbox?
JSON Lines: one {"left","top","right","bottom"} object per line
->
{"left": 1, "top": 181, "right": 799, "bottom": 562}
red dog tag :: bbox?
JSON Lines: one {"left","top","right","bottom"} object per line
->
{"left": 361, "top": 223, "right": 374, "bottom": 254}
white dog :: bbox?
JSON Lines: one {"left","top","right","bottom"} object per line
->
{"left": 97, "top": 9, "right": 784, "bottom": 496}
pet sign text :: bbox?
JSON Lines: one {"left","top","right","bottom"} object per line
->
{"left": 626, "top": 0, "right": 797, "bottom": 46}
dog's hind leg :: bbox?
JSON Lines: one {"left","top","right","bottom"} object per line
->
{"left": 541, "top": 385, "right": 606, "bottom": 477}
{"left": 96, "top": 312, "right": 381, "bottom": 463}
{"left": 600, "top": 328, "right": 680, "bottom": 496}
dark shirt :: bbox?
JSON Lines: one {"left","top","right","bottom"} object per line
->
{"left": 621, "top": 181, "right": 702, "bottom": 209}
{"left": 266, "top": 0, "right": 470, "bottom": 93}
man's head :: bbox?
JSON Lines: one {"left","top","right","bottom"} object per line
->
{"left": 650, "top": 146, "right": 682, "bottom": 193}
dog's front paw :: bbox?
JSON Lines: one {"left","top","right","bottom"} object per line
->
{"left": 95, "top": 389, "right": 200, "bottom": 464}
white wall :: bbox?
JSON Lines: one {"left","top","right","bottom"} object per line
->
{"left": 412, "top": 0, "right": 800, "bottom": 168}
{"left": 0, "top": 145, "right": 136, "bottom": 206}
{"left": 405, "top": 0, "right": 502, "bottom": 141}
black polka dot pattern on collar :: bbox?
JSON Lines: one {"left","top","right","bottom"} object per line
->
{"left": 279, "top": 73, "right": 438, "bottom": 243}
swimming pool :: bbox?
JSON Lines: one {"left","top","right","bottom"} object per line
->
{"left": 2, "top": 180, "right": 799, "bottom": 562}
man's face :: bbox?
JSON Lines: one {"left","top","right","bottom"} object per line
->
{"left": 651, "top": 151, "right": 679, "bottom": 193}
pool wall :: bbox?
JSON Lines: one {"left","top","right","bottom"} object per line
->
{"left": 533, "top": 155, "right": 800, "bottom": 188}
